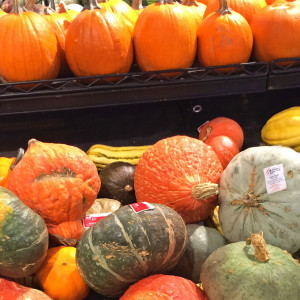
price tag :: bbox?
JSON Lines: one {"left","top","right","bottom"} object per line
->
{"left": 130, "top": 202, "right": 155, "bottom": 213}
{"left": 263, "top": 164, "right": 287, "bottom": 194}
{"left": 83, "top": 213, "right": 111, "bottom": 228}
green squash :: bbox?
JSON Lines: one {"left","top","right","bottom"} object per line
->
{"left": 219, "top": 146, "right": 300, "bottom": 254}
{"left": 200, "top": 232, "right": 300, "bottom": 300}
{"left": 76, "top": 203, "right": 187, "bottom": 298}
{"left": 0, "top": 187, "right": 49, "bottom": 278}
{"left": 171, "top": 224, "right": 227, "bottom": 283}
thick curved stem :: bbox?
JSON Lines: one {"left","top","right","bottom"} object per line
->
{"left": 11, "top": 0, "right": 26, "bottom": 13}
{"left": 246, "top": 232, "right": 270, "bottom": 262}
{"left": 132, "top": 0, "right": 143, "bottom": 10}
{"left": 191, "top": 182, "right": 219, "bottom": 200}
{"left": 83, "top": 0, "right": 102, "bottom": 10}
{"left": 217, "top": 0, "right": 231, "bottom": 15}
{"left": 10, "top": 148, "right": 25, "bottom": 170}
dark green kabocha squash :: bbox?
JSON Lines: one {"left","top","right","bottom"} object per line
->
{"left": 76, "top": 203, "right": 187, "bottom": 298}
{"left": 0, "top": 187, "right": 49, "bottom": 278}
{"left": 99, "top": 161, "right": 137, "bottom": 205}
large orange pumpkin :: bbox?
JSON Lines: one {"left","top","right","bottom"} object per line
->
{"left": 97, "top": 0, "right": 138, "bottom": 35}
{"left": 197, "top": 0, "right": 253, "bottom": 68}
{"left": 6, "top": 139, "right": 101, "bottom": 246}
{"left": 134, "top": 135, "right": 223, "bottom": 224}
{"left": 36, "top": 246, "right": 90, "bottom": 300}
{"left": 133, "top": 0, "right": 198, "bottom": 75}
{"left": 42, "top": 7, "right": 73, "bottom": 77}
{"left": 65, "top": 0, "right": 133, "bottom": 78}
{"left": 0, "top": 0, "right": 60, "bottom": 83}
{"left": 250, "top": 0, "right": 300, "bottom": 63}
{"left": 203, "top": 0, "right": 267, "bottom": 23}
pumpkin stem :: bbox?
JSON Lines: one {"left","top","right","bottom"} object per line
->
{"left": 131, "top": 0, "right": 143, "bottom": 10}
{"left": 11, "top": 0, "right": 26, "bottom": 13}
{"left": 28, "top": 138, "right": 38, "bottom": 146}
{"left": 191, "top": 182, "right": 219, "bottom": 200}
{"left": 246, "top": 232, "right": 270, "bottom": 262}
{"left": 83, "top": 0, "right": 102, "bottom": 10}
{"left": 48, "top": 0, "right": 56, "bottom": 11}
{"left": 25, "top": 0, "right": 36, "bottom": 11}
{"left": 217, "top": 0, "right": 231, "bottom": 15}
{"left": 124, "top": 184, "right": 133, "bottom": 192}
{"left": 182, "top": 0, "right": 199, "bottom": 6}
{"left": 155, "top": 0, "right": 175, "bottom": 4}
{"left": 10, "top": 148, "right": 25, "bottom": 170}
{"left": 201, "top": 126, "right": 212, "bottom": 143}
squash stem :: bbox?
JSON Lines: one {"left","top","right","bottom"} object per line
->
{"left": 11, "top": 0, "right": 26, "bottom": 13}
{"left": 10, "top": 148, "right": 25, "bottom": 170}
{"left": 246, "top": 232, "right": 270, "bottom": 262}
{"left": 217, "top": 0, "right": 231, "bottom": 15}
{"left": 131, "top": 0, "right": 143, "bottom": 10}
{"left": 182, "top": 0, "right": 199, "bottom": 6}
{"left": 83, "top": 0, "right": 102, "bottom": 10}
{"left": 156, "top": 0, "right": 175, "bottom": 4}
{"left": 191, "top": 182, "right": 219, "bottom": 200}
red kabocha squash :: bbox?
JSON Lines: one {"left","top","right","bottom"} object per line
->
{"left": 133, "top": 0, "right": 198, "bottom": 76}
{"left": 120, "top": 274, "right": 208, "bottom": 300}
{"left": 250, "top": 0, "right": 300, "bottom": 63}
{"left": 0, "top": 278, "right": 52, "bottom": 300}
{"left": 36, "top": 246, "right": 90, "bottom": 300}
{"left": 65, "top": 0, "right": 133, "bottom": 79}
{"left": 197, "top": 0, "right": 253, "bottom": 69}
{"left": 198, "top": 117, "right": 244, "bottom": 150}
{"left": 203, "top": 0, "right": 267, "bottom": 23}
{"left": 6, "top": 139, "right": 101, "bottom": 246}
{"left": 0, "top": 0, "right": 60, "bottom": 83}
{"left": 134, "top": 135, "right": 223, "bottom": 224}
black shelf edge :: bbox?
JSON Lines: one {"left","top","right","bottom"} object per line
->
{"left": 0, "top": 62, "right": 268, "bottom": 115}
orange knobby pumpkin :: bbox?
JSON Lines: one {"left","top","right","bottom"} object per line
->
{"left": 65, "top": 0, "right": 133, "bottom": 79}
{"left": 36, "top": 246, "right": 90, "bottom": 300}
{"left": 0, "top": 0, "right": 60, "bottom": 83}
{"left": 6, "top": 139, "right": 101, "bottom": 246}
{"left": 197, "top": 0, "right": 253, "bottom": 69}
{"left": 250, "top": 0, "right": 300, "bottom": 63}
{"left": 134, "top": 135, "right": 223, "bottom": 224}
{"left": 133, "top": 0, "right": 198, "bottom": 76}
{"left": 203, "top": 0, "right": 267, "bottom": 23}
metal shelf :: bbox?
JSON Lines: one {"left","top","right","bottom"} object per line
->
{"left": 0, "top": 62, "right": 268, "bottom": 115}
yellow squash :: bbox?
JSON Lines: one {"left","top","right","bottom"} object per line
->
{"left": 261, "top": 106, "right": 300, "bottom": 150}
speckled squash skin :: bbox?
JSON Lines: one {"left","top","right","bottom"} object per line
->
{"left": 6, "top": 139, "right": 101, "bottom": 246}
{"left": 219, "top": 146, "right": 300, "bottom": 254}
{"left": 171, "top": 224, "right": 227, "bottom": 283}
{"left": 76, "top": 203, "right": 187, "bottom": 298}
{"left": 0, "top": 187, "right": 49, "bottom": 278}
{"left": 200, "top": 240, "right": 300, "bottom": 300}
{"left": 134, "top": 135, "right": 223, "bottom": 224}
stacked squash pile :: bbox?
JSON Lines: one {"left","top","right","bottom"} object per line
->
{"left": 1, "top": 0, "right": 300, "bottom": 85}
{"left": 0, "top": 112, "right": 300, "bottom": 299}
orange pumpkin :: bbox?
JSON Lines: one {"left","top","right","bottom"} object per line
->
{"left": 65, "top": 0, "right": 133, "bottom": 79}
{"left": 134, "top": 135, "right": 223, "bottom": 224}
{"left": 133, "top": 0, "right": 198, "bottom": 76}
{"left": 98, "top": 0, "right": 138, "bottom": 35}
{"left": 6, "top": 139, "right": 101, "bottom": 246}
{"left": 182, "top": 0, "right": 207, "bottom": 29}
{"left": 250, "top": 0, "right": 300, "bottom": 63}
{"left": 0, "top": 156, "right": 16, "bottom": 187}
{"left": 197, "top": 0, "right": 253, "bottom": 69}
{"left": 0, "top": 0, "right": 60, "bottom": 83}
{"left": 203, "top": 0, "right": 267, "bottom": 23}
{"left": 36, "top": 246, "right": 89, "bottom": 300}
{"left": 42, "top": 6, "right": 73, "bottom": 77}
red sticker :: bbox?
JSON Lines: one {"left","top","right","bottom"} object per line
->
{"left": 83, "top": 213, "right": 111, "bottom": 228}
{"left": 130, "top": 202, "right": 155, "bottom": 213}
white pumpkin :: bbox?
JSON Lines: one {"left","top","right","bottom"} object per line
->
{"left": 218, "top": 145, "right": 300, "bottom": 254}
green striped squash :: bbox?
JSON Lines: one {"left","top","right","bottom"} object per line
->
{"left": 76, "top": 203, "right": 187, "bottom": 298}
{"left": 0, "top": 187, "right": 49, "bottom": 278}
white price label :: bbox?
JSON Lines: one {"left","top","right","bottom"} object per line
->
{"left": 263, "top": 164, "right": 287, "bottom": 194}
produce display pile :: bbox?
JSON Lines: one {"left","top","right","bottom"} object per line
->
{"left": 0, "top": 0, "right": 299, "bottom": 84}
{"left": 0, "top": 108, "right": 300, "bottom": 300}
